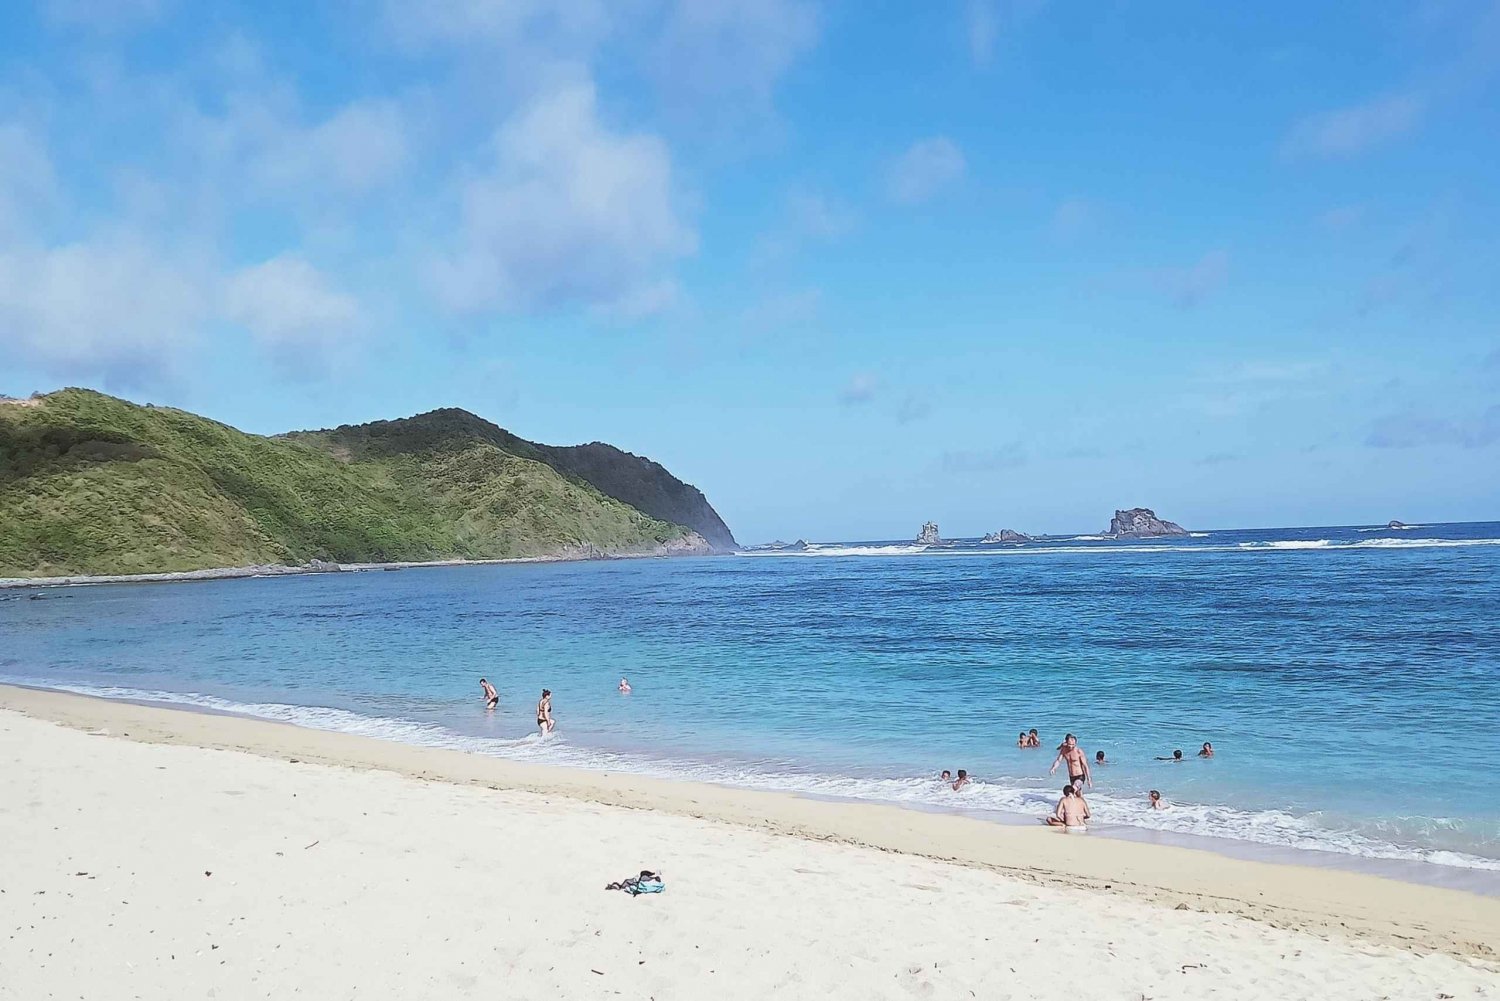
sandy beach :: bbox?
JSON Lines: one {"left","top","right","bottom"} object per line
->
{"left": 2, "top": 686, "right": 1497, "bottom": 1000}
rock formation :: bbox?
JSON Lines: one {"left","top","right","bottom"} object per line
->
{"left": 917, "top": 522, "right": 941, "bottom": 545}
{"left": 1106, "top": 508, "right": 1188, "bottom": 537}
{"left": 1387, "top": 520, "right": 1409, "bottom": 530}
{"left": 980, "top": 529, "right": 1031, "bottom": 544}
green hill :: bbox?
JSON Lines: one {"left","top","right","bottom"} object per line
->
{"left": 0, "top": 389, "right": 733, "bottom": 578}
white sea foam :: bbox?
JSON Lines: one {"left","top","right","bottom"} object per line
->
{"left": 736, "top": 537, "right": 1500, "bottom": 558}
{"left": 14, "top": 680, "right": 1500, "bottom": 873}
{"left": 736, "top": 544, "right": 930, "bottom": 557}
{"left": 1064, "top": 535, "right": 1110, "bottom": 541}
{"left": 1359, "top": 524, "right": 1424, "bottom": 531}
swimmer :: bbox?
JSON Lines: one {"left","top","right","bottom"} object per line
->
{"left": 941, "top": 770, "right": 952, "bottom": 783}
{"left": 1049, "top": 733, "right": 1092, "bottom": 788}
{"left": 1197, "top": 741, "right": 1213, "bottom": 758}
{"left": 479, "top": 677, "right": 498, "bottom": 710}
{"left": 1045, "top": 786, "right": 1089, "bottom": 831}
{"left": 1149, "top": 789, "right": 1164, "bottom": 810}
{"left": 1156, "top": 749, "right": 1185, "bottom": 762}
{"left": 618, "top": 677, "right": 632, "bottom": 694}
{"left": 1094, "top": 750, "right": 1106, "bottom": 766}
{"left": 536, "top": 689, "right": 554, "bottom": 735}
{"left": 1016, "top": 732, "right": 1028, "bottom": 749}
{"left": 1026, "top": 728, "right": 1041, "bottom": 748}
{"left": 952, "top": 769, "right": 970, "bottom": 791}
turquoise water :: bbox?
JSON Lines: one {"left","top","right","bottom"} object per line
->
{"left": 4, "top": 522, "right": 1499, "bottom": 881}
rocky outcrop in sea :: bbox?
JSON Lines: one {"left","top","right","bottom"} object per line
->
{"left": 917, "top": 522, "right": 941, "bottom": 545}
{"left": 1106, "top": 508, "right": 1188, "bottom": 537}
{"left": 980, "top": 529, "right": 1031, "bottom": 544}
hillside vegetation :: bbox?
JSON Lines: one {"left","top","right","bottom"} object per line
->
{"left": 0, "top": 390, "right": 728, "bottom": 577}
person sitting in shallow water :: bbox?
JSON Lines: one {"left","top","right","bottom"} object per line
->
{"left": 1197, "top": 741, "right": 1213, "bottom": 758}
{"left": 1149, "top": 789, "right": 1164, "bottom": 810}
{"left": 1156, "top": 749, "right": 1184, "bottom": 762}
{"left": 1045, "top": 786, "right": 1089, "bottom": 831}
{"left": 940, "top": 769, "right": 952, "bottom": 783}
{"left": 952, "top": 769, "right": 971, "bottom": 791}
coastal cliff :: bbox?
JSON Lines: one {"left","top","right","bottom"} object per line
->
{"left": 1106, "top": 508, "right": 1188, "bottom": 537}
{"left": 0, "top": 390, "right": 729, "bottom": 577}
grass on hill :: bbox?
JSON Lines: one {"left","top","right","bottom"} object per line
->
{"left": 0, "top": 389, "right": 690, "bottom": 577}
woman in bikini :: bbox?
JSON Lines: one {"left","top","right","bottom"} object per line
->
{"left": 536, "top": 689, "right": 554, "bottom": 735}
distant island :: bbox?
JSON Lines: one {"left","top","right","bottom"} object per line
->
{"left": 0, "top": 389, "right": 737, "bottom": 578}
{"left": 980, "top": 529, "right": 1031, "bottom": 544}
{"left": 1105, "top": 508, "right": 1189, "bottom": 538}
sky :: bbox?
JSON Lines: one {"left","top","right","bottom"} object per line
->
{"left": 1, "top": 1, "right": 1498, "bottom": 543}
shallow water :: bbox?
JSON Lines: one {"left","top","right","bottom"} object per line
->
{"left": 4, "top": 521, "right": 1498, "bottom": 882}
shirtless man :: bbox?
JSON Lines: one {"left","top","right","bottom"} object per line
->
{"left": 536, "top": 689, "right": 554, "bottom": 735}
{"left": 1197, "top": 742, "right": 1213, "bottom": 758}
{"left": 1045, "top": 786, "right": 1089, "bottom": 830}
{"left": 952, "top": 769, "right": 971, "bottom": 791}
{"left": 1094, "top": 750, "right": 1106, "bottom": 767}
{"left": 479, "top": 677, "right": 498, "bottom": 710}
{"left": 1049, "top": 733, "right": 1092, "bottom": 788}
{"left": 1026, "top": 728, "right": 1041, "bottom": 748}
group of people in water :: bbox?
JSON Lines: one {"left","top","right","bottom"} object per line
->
{"left": 941, "top": 732, "right": 1215, "bottom": 833}
{"left": 478, "top": 676, "right": 636, "bottom": 736}
{"left": 483, "top": 678, "right": 1210, "bottom": 827}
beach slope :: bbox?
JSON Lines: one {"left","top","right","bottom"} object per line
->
{"left": 2, "top": 688, "right": 1496, "bottom": 1000}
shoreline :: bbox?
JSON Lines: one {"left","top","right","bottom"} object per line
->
{"left": 0, "top": 547, "right": 723, "bottom": 590}
{"left": 4, "top": 683, "right": 1497, "bottom": 962}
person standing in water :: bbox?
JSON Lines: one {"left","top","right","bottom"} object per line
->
{"left": 536, "top": 689, "right": 554, "bottom": 735}
{"left": 1049, "top": 733, "right": 1092, "bottom": 788}
{"left": 479, "top": 678, "right": 498, "bottom": 710}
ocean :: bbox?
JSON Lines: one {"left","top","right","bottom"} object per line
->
{"left": 4, "top": 521, "right": 1499, "bottom": 888}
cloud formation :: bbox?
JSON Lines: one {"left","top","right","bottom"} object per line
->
{"left": 0, "top": 238, "right": 207, "bottom": 385}
{"left": 885, "top": 137, "right": 966, "bottom": 205}
{"left": 1155, "top": 249, "right": 1229, "bottom": 307}
{"left": 224, "top": 255, "right": 363, "bottom": 358}
{"left": 1281, "top": 93, "right": 1424, "bottom": 160}
{"left": 839, "top": 372, "right": 879, "bottom": 405}
{"left": 431, "top": 81, "right": 695, "bottom": 315}
{"left": 1365, "top": 406, "right": 1500, "bottom": 449}
{"left": 940, "top": 446, "right": 1027, "bottom": 472}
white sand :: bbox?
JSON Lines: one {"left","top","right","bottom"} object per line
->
{"left": 3, "top": 692, "right": 1498, "bottom": 1000}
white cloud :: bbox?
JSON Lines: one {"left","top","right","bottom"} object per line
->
{"left": 1049, "top": 198, "right": 1094, "bottom": 242}
{"left": 385, "top": 0, "right": 613, "bottom": 51}
{"left": 1281, "top": 93, "right": 1425, "bottom": 160}
{"left": 248, "top": 101, "right": 409, "bottom": 196}
{"left": 430, "top": 81, "right": 695, "bottom": 315}
{"left": 44, "top": 0, "right": 166, "bottom": 31}
{"left": 885, "top": 137, "right": 966, "bottom": 205}
{"left": 224, "top": 255, "right": 363, "bottom": 355}
{"left": 965, "top": 0, "right": 1047, "bottom": 66}
{"left": 839, "top": 372, "right": 879, "bottom": 404}
{"left": 0, "top": 124, "right": 57, "bottom": 235}
{"left": 186, "top": 96, "right": 409, "bottom": 200}
{"left": 1366, "top": 406, "right": 1500, "bottom": 449}
{"left": 1316, "top": 204, "right": 1366, "bottom": 231}
{"left": 1155, "top": 249, "right": 1229, "bottom": 307}
{"left": 0, "top": 239, "right": 207, "bottom": 384}
{"left": 651, "top": 0, "right": 819, "bottom": 126}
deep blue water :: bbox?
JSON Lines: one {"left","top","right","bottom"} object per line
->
{"left": 4, "top": 521, "right": 1499, "bottom": 878}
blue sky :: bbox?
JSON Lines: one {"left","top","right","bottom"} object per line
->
{"left": 1, "top": 1, "right": 1497, "bottom": 542}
